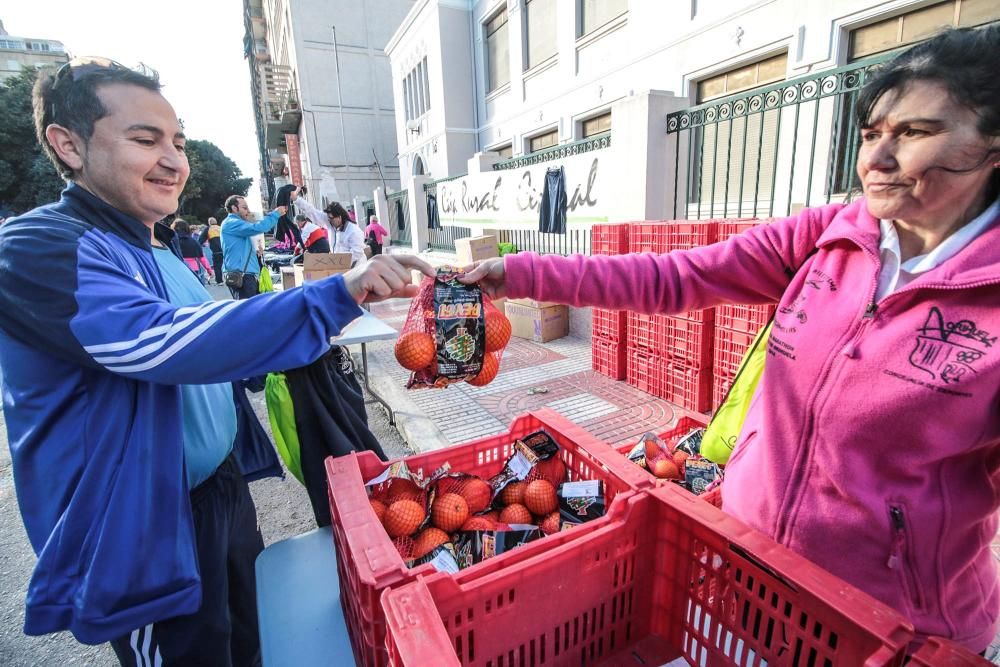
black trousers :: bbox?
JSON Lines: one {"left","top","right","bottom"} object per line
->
{"left": 212, "top": 252, "right": 224, "bottom": 284}
{"left": 109, "top": 456, "right": 264, "bottom": 667}
{"left": 229, "top": 274, "right": 259, "bottom": 301}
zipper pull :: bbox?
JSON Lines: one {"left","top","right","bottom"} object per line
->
{"left": 841, "top": 342, "right": 856, "bottom": 358}
{"left": 863, "top": 302, "right": 878, "bottom": 319}
{"left": 887, "top": 505, "right": 905, "bottom": 568}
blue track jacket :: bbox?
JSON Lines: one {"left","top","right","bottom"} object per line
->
{"left": 0, "top": 185, "right": 363, "bottom": 644}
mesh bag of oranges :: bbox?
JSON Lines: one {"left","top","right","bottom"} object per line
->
{"left": 396, "top": 266, "right": 511, "bottom": 389}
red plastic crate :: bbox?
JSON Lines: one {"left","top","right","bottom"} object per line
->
{"left": 713, "top": 371, "right": 734, "bottom": 411}
{"left": 626, "top": 314, "right": 713, "bottom": 368}
{"left": 626, "top": 350, "right": 712, "bottom": 412}
{"left": 908, "top": 636, "right": 993, "bottom": 666}
{"left": 591, "top": 335, "right": 626, "bottom": 380}
{"left": 629, "top": 220, "right": 719, "bottom": 253}
{"left": 591, "top": 308, "right": 627, "bottom": 341}
{"left": 382, "top": 485, "right": 914, "bottom": 667}
{"left": 718, "top": 218, "right": 764, "bottom": 240}
{"left": 713, "top": 327, "right": 757, "bottom": 378}
{"left": 590, "top": 223, "right": 630, "bottom": 255}
{"left": 324, "top": 409, "right": 645, "bottom": 667}
{"left": 716, "top": 302, "right": 775, "bottom": 334}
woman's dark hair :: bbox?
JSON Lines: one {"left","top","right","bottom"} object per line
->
{"left": 323, "top": 202, "right": 351, "bottom": 222}
{"left": 172, "top": 219, "right": 190, "bottom": 235}
{"left": 855, "top": 25, "right": 1000, "bottom": 194}
{"left": 33, "top": 63, "right": 161, "bottom": 178}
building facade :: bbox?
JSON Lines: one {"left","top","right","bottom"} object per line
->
{"left": 0, "top": 20, "right": 68, "bottom": 83}
{"left": 387, "top": 0, "right": 999, "bottom": 224}
{"left": 242, "top": 0, "right": 414, "bottom": 210}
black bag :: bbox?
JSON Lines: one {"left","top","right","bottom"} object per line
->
{"left": 223, "top": 250, "right": 253, "bottom": 289}
{"left": 365, "top": 229, "right": 381, "bottom": 256}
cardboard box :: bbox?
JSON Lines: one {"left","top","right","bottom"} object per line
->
{"left": 505, "top": 302, "right": 569, "bottom": 343}
{"left": 280, "top": 266, "right": 303, "bottom": 290}
{"left": 507, "top": 297, "right": 560, "bottom": 309}
{"left": 303, "top": 252, "right": 352, "bottom": 282}
{"left": 455, "top": 235, "right": 498, "bottom": 266}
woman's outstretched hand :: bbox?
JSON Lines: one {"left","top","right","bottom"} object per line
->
{"left": 458, "top": 257, "right": 507, "bottom": 300}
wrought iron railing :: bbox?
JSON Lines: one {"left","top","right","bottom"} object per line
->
{"left": 386, "top": 191, "right": 410, "bottom": 246}
{"left": 664, "top": 53, "right": 893, "bottom": 220}
{"left": 492, "top": 132, "right": 611, "bottom": 171}
{"left": 423, "top": 173, "right": 466, "bottom": 191}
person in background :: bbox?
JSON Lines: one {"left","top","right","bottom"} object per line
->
{"left": 462, "top": 26, "right": 1000, "bottom": 656}
{"left": 290, "top": 191, "right": 366, "bottom": 265}
{"left": 198, "top": 217, "right": 223, "bottom": 285}
{"left": 295, "top": 213, "right": 331, "bottom": 253}
{"left": 173, "top": 219, "right": 212, "bottom": 284}
{"left": 220, "top": 195, "right": 281, "bottom": 300}
{"left": 0, "top": 55, "right": 433, "bottom": 667}
{"left": 364, "top": 214, "right": 389, "bottom": 256}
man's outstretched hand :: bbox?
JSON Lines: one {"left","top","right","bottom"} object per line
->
{"left": 457, "top": 257, "right": 506, "bottom": 300}
{"left": 343, "top": 254, "right": 435, "bottom": 304}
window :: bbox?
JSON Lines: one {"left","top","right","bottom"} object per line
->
{"left": 696, "top": 53, "right": 786, "bottom": 103}
{"left": 492, "top": 144, "right": 513, "bottom": 159}
{"left": 579, "top": 0, "right": 627, "bottom": 38}
{"left": 582, "top": 111, "right": 611, "bottom": 138}
{"left": 402, "top": 57, "right": 432, "bottom": 123}
{"left": 485, "top": 9, "right": 510, "bottom": 93}
{"left": 525, "top": 0, "right": 557, "bottom": 70}
{"left": 690, "top": 54, "right": 788, "bottom": 212}
{"left": 529, "top": 129, "right": 558, "bottom": 153}
{"left": 849, "top": 0, "right": 1000, "bottom": 60}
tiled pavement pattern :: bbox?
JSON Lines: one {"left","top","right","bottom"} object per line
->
{"left": 367, "top": 297, "right": 1000, "bottom": 573}
{"left": 367, "top": 298, "right": 694, "bottom": 448}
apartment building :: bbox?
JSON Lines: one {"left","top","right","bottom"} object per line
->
{"left": 0, "top": 19, "right": 67, "bottom": 83}
{"left": 386, "top": 0, "right": 999, "bottom": 230}
{"left": 243, "top": 0, "right": 414, "bottom": 209}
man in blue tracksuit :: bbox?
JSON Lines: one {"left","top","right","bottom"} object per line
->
{"left": 0, "top": 58, "right": 431, "bottom": 666}
{"left": 221, "top": 195, "right": 278, "bottom": 300}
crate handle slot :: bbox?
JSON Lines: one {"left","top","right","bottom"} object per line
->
{"left": 728, "top": 543, "right": 798, "bottom": 593}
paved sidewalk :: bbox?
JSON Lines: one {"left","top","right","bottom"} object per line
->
{"left": 357, "top": 297, "right": 705, "bottom": 453}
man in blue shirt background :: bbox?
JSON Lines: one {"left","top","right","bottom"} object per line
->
{"left": 221, "top": 195, "right": 278, "bottom": 300}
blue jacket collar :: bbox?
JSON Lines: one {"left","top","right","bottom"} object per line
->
{"left": 61, "top": 183, "right": 152, "bottom": 250}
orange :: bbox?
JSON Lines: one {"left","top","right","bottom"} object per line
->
{"left": 459, "top": 477, "right": 493, "bottom": 514}
{"left": 485, "top": 307, "right": 512, "bottom": 352}
{"left": 523, "top": 480, "right": 558, "bottom": 515}
{"left": 535, "top": 456, "right": 566, "bottom": 486}
{"left": 431, "top": 492, "right": 470, "bottom": 532}
{"left": 412, "top": 527, "right": 451, "bottom": 559}
{"left": 369, "top": 498, "right": 387, "bottom": 523}
{"left": 467, "top": 354, "right": 499, "bottom": 387}
{"left": 460, "top": 516, "right": 496, "bottom": 531}
{"left": 539, "top": 511, "right": 561, "bottom": 535}
{"left": 499, "top": 481, "right": 526, "bottom": 506}
{"left": 383, "top": 499, "right": 426, "bottom": 537}
{"left": 394, "top": 331, "right": 436, "bottom": 371}
{"left": 499, "top": 503, "right": 532, "bottom": 525}
{"left": 652, "top": 459, "right": 681, "bottom": 480}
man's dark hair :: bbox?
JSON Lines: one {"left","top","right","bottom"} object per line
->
{"left": 323, "top": 202, "right": 351, "bottom": 222}
{"left": 33, "top": 63, "right": 162, "bottom": 178}
{"left": 172, "top": 219, "right": 190, "bottom": 235}
{"left": 856, "top": 25, "right": 1000, "bottom": 196}
{"left": 224, "top": 195, "right": 244, "bottom": 214}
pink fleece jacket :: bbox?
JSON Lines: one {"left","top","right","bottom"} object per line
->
{"left": 504, "top": 200, "right": 1000, "bottom": 652}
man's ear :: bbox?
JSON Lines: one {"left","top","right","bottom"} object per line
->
{"left": 44, "top": 124, "right": 86, "bottom": 173}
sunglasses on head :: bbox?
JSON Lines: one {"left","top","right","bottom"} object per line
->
{"left": 51, "top": 56, "right": 128, "bottom": 90}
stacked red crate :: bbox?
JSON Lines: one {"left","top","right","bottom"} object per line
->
{"left": 590, "top": 223, "right": 630, "bottom": 379}
{"left": 712, "top": 219, "right": 775, "bottom": 410}
{"left": 624, "top": 220, "right": 719, "bottom": 413}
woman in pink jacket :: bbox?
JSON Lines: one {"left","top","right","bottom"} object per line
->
{"left": 463, "top": 26, "right": 1000, "bottom": 654}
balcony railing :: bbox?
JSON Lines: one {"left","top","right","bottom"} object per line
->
{"left": 492, "top": 132, "right": 611, "bottom": 171}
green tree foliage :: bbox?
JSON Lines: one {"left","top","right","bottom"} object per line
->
{"left": 0, "top": 66, "right": 252, "bottom": 221}
{"left": 0, "top": 67, "right": 67, "bottom": 214}
{"left": 179, "top": 139, "right": 252, "bottom": 223}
